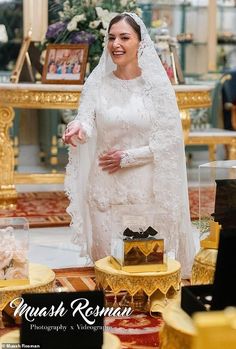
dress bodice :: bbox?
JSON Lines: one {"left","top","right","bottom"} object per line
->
{"left": 96, "top": 73, "right": 151, "bottom": 151}
{"left": 87, "top": 73, "right": 154, "bottom": 211}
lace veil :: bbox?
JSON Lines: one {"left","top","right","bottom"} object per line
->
{"left": 65, "top": 13, "right": 195, "bottom": 268}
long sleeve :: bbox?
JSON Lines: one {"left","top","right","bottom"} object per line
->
{"left": 67, "top": 82, "right": 96, "bottom": 141}
{"left": 120, "top": 145, "right": 153, "bottom": 168}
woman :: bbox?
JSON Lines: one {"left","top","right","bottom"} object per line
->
{"left": 63, "top": 13, "right": 199, "bottom": 278}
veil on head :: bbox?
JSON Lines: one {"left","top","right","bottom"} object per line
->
{"left": 87, "top": 12, "right": 172, "bottom": 89}
{"left": 65, "top": 13, "right": 196, "bottom": 276}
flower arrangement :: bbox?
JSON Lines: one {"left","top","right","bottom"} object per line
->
{"left": 0, "top": 227, "right": 29, "bottom": 286}
{"left": 46, "top": 0, "right": 142, "bottom": 72}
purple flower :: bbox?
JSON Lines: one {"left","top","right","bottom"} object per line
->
{"left": 69, "top": 31, "right": 96, "bottom": 45}
{"left": 46, "top": 22, "right": 67, "bottom": 40}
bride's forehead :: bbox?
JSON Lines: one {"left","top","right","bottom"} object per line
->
{"left": 108, "top": 19, "right": 136, "bottom": 35}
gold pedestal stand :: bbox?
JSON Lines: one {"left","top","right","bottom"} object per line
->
{"left": 160, "top": 303, "right": 236, "bottom": 349}
{"left": 191, "top": 221, "right": 219, "bottom": 285}
{"left": 160, "top": 302, "right": 196, "bottom": 349}
{"left": 95, "top": 257, "right": 181, "bottom": 313}
{"left": 0, "top": 263, "right": 55, "bottom": 329}
{"left": 191, "top": 248, "right": 217, "bottom": 285}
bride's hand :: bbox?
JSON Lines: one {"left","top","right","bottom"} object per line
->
{"left": 62, "top": 123, "right": 85, "bottom": 147}
{"left": 99, "top": 149, "right": 123, "bottom": 174}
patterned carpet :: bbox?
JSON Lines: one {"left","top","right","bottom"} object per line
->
{"left": 0, "top": 192, "right": 70, "bottom": 228}
{"left": 0, "top": 187, "right": 214, "bottom": 229}
{"left": 188, "top": 186, "right": 215, "bottom": 220}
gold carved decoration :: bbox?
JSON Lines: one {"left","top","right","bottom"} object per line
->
{"left": 0, "top": 90, "right": 81, "bottom": 110}
{"left": 0, "top": 105, "right": 17, "bottom": 208}
{"left": 176, "top": 91, "right": 211, "bottom": 110}
{"left": 180, "top": 110, "right": 191, "bottom": 142}
{"left": 95, "top": 257, "right": 181, "bottom": 311}
{"left": 191, "top": 248, "right": 217, "bottom": 285}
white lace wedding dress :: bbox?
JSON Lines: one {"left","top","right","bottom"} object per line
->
{"left": 87, "top": 73, "right": 154, "bottom": 260}
{"left": 67, "top": 72, "right": 198, "bottom": 277}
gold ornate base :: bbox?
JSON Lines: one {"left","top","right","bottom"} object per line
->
{"left": 95, "top": 256, "right": 181, "bottom": 312}
{"left": 160, "top": 321, "right": 193, "bottom": 349}
{"left": 191, "top": 248, "right": 217, "bottom": 285}
{"left": 160, "top": 302, "right": 196, "bottom": 349}
{"left": 0, "top": 263, "right": 55, "bottom": 312}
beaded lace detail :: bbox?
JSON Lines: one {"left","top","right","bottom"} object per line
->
{"left": 120, "top": 146, "right": 153, "bottom": 168}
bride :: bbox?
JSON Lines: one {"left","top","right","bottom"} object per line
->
{"left": 62, "top": 12, "right": 199, "bottom": 278}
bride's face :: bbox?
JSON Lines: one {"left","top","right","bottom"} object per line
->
{"left": 107, "top": 19, "right": 140, "bottom": 67}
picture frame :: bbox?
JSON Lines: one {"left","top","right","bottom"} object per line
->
{"left": 10, "top": 35, "right": 33, "bottom": 83}
{"left": 159, "top": 50, "right": 178, "bottom": 85}
{"left": 170, "top": 45, "right": 185, "bottom": 84}
{"left": 42, "top": 44, "right": 89, "bottom": 84}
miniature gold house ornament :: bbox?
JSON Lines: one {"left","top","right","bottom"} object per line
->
{"left": 111, "top": 226, "right": 167, "bottom": 273}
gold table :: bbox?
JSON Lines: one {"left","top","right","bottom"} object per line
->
{"left": 95, "top": 256, "right": 181, "bottom": 312}
{"left": 186, "top": 128, "right": 236, "bottom": 161}
{"left": 0, "top": 83, "right": 211, "bottom": 207}
{"left": 0, "top": 263, "right": 55, "bottom": 328}
{"left": 0, "top": 330, "right": 121, "bottom": 349}
{"left": 160, "top": 301, "right": 196, "bottom": 349}
{"left": 191, "top": 248, "right": 217, "bottom": 285}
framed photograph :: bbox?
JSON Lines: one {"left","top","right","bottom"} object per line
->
{"left": 42, "top": 44, "right": 89, "bottom": 84}
{"left": 159, "top": 50, "right": 178, "bottom": 85}
{"left": 170, "top": 45, "right": 185, "bottom": 84}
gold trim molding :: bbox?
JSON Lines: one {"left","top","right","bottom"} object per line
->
{"left": 14, "top": 173, "right": 65, "bottom": 184}
{"left": 176, "top": 91, "right": 212, "bottom": 110}
{"left": 0, "top": 90, "right": 81, "bottom": 110}
{"left": 95, "top": 257, "right": 181, "bottom": 297}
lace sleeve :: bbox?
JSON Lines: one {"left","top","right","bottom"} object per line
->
{"left": 120, "top": 145, "right": 153, "bottom": 168}
{"left": 68, "top": 81, "right": 96, "bottom": 139}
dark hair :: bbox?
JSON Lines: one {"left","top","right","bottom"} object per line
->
{"left": 108, "top": 14, "right": 141, "bottom": 41}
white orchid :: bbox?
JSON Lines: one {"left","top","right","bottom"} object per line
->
{"left": 67, "top": 19, "right": 78, "bottom": 32}
{"left": 63, "top": 0, "right": 71, "bottom": 11}
{"left": 58, "top": 11, "right": 65, "bottom": 20}
{"left": 100, "top": 28, "right": 107, "bottom": 37}
{"left": 73, "top": 14, "right": 86, "bottom": 22}
{"left": 96, "top": 7, "right": 117, "bottom": 29}
{"left": 67, "top": 13, "right": 87, "bottom": 31}
{"left": 89, "top": 20, "right": 101, "bottom": 29}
